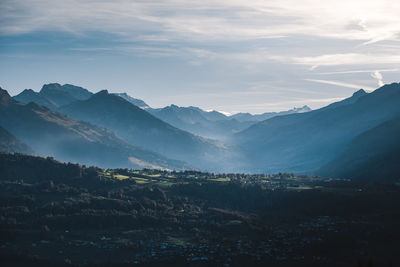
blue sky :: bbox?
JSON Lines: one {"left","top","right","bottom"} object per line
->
{"left": 1, "top": 0, "right": 399, "bottom": 114}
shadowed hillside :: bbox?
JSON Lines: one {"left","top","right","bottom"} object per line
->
{"left": 318, "top": 116, "right": 400, "bottom": 181}
{"left": 59, "top": 90, "right": 239, "bottom": 171}
{"left": 235, "top": 83, "right": 400, "bottom": 174}
{"left": 0, "top": 87, "right": 188, "bottom": 170}
{"left": 0, "top": 126, "right": 33, "bottom": 154}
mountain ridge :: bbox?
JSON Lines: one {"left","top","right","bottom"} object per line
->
{"left": 58, "top": 90, "right": 234, "bottom": 171}
{"left": 234, "top": 83, "right": 400, "bottom": 174}
{"left": 1, "top": 87, "right": 188, "bottom": 170}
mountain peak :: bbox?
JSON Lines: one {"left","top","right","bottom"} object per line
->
{"left": 113, "top": 93, "right": 150, "bottom": 109}
{"left": 352, "top": 89, "right": 367, "bottom": 97}
{"left": 0, "top": 87, "right": 13, "bottom": 105}
{"left": 0, "top": 87, "right": 10, "bottom": 97}
{"left": 96, "top": 89, "right": 109, "bottom": 95}
{"left": 377, "top": 82, "right": 400, "bottom": 92}
{"left": 21, "top": 88, "right": 35, "bottom": 94}
{"left": 40, "top": 83, "right": 62, "bottom": 93}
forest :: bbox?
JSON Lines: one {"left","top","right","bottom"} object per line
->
{"left": 0, "top": 153, "right": 399, "bottom": 266}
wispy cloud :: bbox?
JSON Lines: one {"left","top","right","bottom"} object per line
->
{"left": 1, "top": 0, "right": 400, "bottom": 44}
{"left": 315, "top": 68, "right": 399, "bottom": 75}
{"left": 304, "top": 79, "right": 375, "bottom": 90}
{"left": 371, "top": 71, "right": 384, "bottom": 87}
{"left": 1, "top": 0, "right": 399, "bottom": 113}
{"left": 294, "top": 53, "right": 400, "bottom": 69}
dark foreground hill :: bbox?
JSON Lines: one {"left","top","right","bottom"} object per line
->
{"left": 235, "top": 83, "right": 400, "bottom": 174}
{"left": 318, "top": 116, "right": 400, "bottom": 181}
{"left": 0, "top": 87, "right": 187, "bottom": 170}
{"left": 0, "top": 152, "right": 400, "bottom": 267}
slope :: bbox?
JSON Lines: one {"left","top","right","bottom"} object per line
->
{"left": 0, "top": 126, "right": 33, "bottom": 154}
{"left": 317, "top": 116, "right": 400, "bottom": 181}
{"left": 235, "top": 83, "right": 400, "bottom": 174}
{"left": 58, "top": 90, "right": 232, "bottom": 170}
{"left": 0, "top": 87, "right": 187, "bottom": 170}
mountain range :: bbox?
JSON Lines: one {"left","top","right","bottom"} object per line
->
{"left": 13, "top": 83, "right": 312, "bottom": 141}
{"left": 2, "top": 82, "right": 400, "bottom": 181}
{"left": 235, "top": 83, "right": 400, "bottom": 175}
{"left": 58, "top": 90, "right": 233, "bottom": 170}
{"left": 148, "top": 105, "right": 311, "bottom": 140}
{"left": 14, "top": 83, "right": 93, "bottom": 109}
{"left": 0, "top": 87, "right": 187, "bottom": 170}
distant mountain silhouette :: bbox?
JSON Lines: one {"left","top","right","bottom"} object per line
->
{"left": 14, "top": 83, "right": 93, "bottom": 109}
{"left": 148, "top": 105, "right": 252, "bottom": 140}
{"left": 235, "top": 83, "right": 400, "bottom": 174}
{"left": 113, "top": 93, "right": 150, "bottom": 109}
{"left": 317, "top": 116, "right": 400, "bottom": 181}
{"left": 9, "top": 82, "right": 400, "bottom": 177}
{"left": 1, "top": 87, "right": 187, "bottom": 170}
{"left": 14, "top": 85, "right": 311, "bottom": 142}
{"left": 231, "top": 106, "right": 311, "bottom": 122}
{"left": 148, "top": 105, "right": 310, "bottom": 141}
{"left": 198, "top": 109, "right": 229, "bottom": 121}
{"left": 0, "top": 126, "right": 33, "bottom": 154}
{"left": 323, "top": 89, "right": 367, "bottom": 110}
{"left": 59, "top": 90, "right": 233, "bottom": 170}
{"left": 13, "top": 89, "right": 58, "bottom": 109}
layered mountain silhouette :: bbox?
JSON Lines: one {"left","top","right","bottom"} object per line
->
{"left": 6, "top": 81, "right": 400, "bottom": 179}
{"left": 235, "top": 83, "right": 400, "bottom": 174}
{"left": 113, "top": 93, "right": 150, "bottom": 109}
{"left": 231, "top": 106, "right": 311, "bottom": 122}
{"left": 148, "top": 105, "right": 310, "bottom": 140}
{"left": 147, "top": 105, "right": 251, "bottom": 140}
{"left": 318, "top": 115, "right": 400, "bottom": 181}
{"left": 1, "top": 87, "right": 187, "bottom": 169}
{"left": 0, "top": 126, "right": 33, "bottom": 154}
{"left": 14, "top": 83, "right": 93, "bottom": 109}
{"left": 58, "top": 90, "right": 233, "bottom": 170}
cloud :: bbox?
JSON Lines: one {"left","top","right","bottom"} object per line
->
{"left": 371, "top": 71, "right": 384, "bottom": 87}
{"left": 304, "top": 79, "right": 375, "bottom": 90}
{"left": 1, "top": 0, "right": 400, "bottom": 44}
{"left": 2, "top": 0, "right": 400, "bottom": 113}
{"left": 315, "top": 68, "right": 399, "bottom": 75}
{"left": 293, "top": 53, "right": 400, "bottom": 69}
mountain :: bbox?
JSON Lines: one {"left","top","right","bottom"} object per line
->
{"left": 234, "top": 83, "right": 400, "bottom": 174}
{"left": 0, "top": 87, "right": 187, "bottom": 170}
{"left": 14, "top": 83, "right": 93, "bottom": 109}
{"left": 58, "top": 90, "right": 234, "bottom": 170}
{"left": 148, "top": 105, "right": 252, "bottom": 140}
{"left": 113, "top": 93, "right": 150, "bottom": 109}
{"left": 13, "top": 89, "right": 58, "bottom": 109}
{"left": 0, "top": 126, "right": 33, "bottom": 154}
{"left": 231, "top": 106, "right": 311, "bottom": 122}
{"left": 199, "top": 109, "right": 229, "bottom": 121}
{"left": 148, "top": 105, "right": 311, "bottom": 141}
{"left": 317, "top": 116, "right": 400, "bottom": 181}
{"left": 324, "top": 89, "right": 367, "bottom": 110}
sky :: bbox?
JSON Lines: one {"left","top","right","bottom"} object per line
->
{"left": 0, "top": 0, "right": 399, "bottom": 114}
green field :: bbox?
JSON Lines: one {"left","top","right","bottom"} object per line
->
{"left": 209, "top": 177, "right": 231, "bottom": 182}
